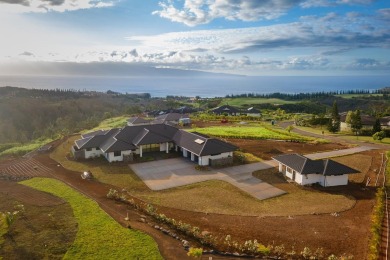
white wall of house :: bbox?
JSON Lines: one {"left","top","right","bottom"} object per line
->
{"left": 84, "top": 148, "right": 103, "bottom": 159}
{"left": 198, "top": 152, "right": 233, "bottom": 166}
{"left": 247, "top": 113, "right": 261, "bottom": 117}
{"left": 105, "top": 150, "right": 132, "bottom": 162}
{"left": 321, "top": 174, "right": 348, "bottom": 187}
{"left": 285, "top": 167, "right": 294, "bottom": 180}
{"left": 294, "top": 172, "right": 322, "bottom": 185}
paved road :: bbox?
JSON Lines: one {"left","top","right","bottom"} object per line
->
{"left": 279, "top": 121, "right": 390, "bottom": 150}
{"left": 131, "top": 158, "right": 285, "bottom": 200}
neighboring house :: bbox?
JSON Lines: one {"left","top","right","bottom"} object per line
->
{"left": 339, "top": 112, "right": 390, "bottom": 131}
{"left": 72, "top": 124, "right": 237, "bottom": 165}
{"left": 272, "top": 154, "right": 358, "bottom": 187}
{"left": 126, "top": 117, "right": 150, "bottom": 126}
{"left": 211, "top": 105, "right": 241, "bottom": 115}
{"left": 246, "top": 107, "right": 261, "bottom": 117}
{"left": 152, "top": 113, "right": 189, "bottom": 125}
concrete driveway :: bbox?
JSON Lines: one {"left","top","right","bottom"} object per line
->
{"left": 130, "top": 158, "right": 286, "bottom": 200}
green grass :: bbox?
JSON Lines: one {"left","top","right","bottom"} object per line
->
{"left": 337, "top": 94, "right": 383, "bottom": 99}
{"left": 21, "top": 178, "right": 162, "bottom": 260}
{"left": 222, "top": 98, "right": 296, "bottom": 106}
{"left": 190, "top": 125, "right": 321, "bottom": 142}
{"left": 0, "top": 138, "right": 54, "bottom": 157}
{"left": 82, "top": 116, "right": 129, "bottom": 133}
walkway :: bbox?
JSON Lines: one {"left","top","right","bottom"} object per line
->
{"left": 131, "top": 158, "right": 285, "bottom": 200}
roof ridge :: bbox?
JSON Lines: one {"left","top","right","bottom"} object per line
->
{"left": 198, "top": 138, "right": 208, "bottom": 156}
{"left": 186, "top": 130, "right": 210, "bottom": 139}
{"left": 322, "top": 159, "right": 330, "bottom": 175}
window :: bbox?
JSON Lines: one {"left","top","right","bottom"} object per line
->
{"left": 114, "top": 151, "right": 121, "bottom": 157}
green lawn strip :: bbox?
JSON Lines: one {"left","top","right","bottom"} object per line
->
{"left": 81, "top": 116, "right": 128, "bottom": 134}
{"left": 21, "top": 178, "right": 162, "bottom": 260}
{"left": 0, "top": 138, "right": 54, "bottom": 157}
{"left": 190, "top": 125, "right": 318, "bottom": 141}
{"left": 222, "top": 98, "right": 296, "bottom": 106}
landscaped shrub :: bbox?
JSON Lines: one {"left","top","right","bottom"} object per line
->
{"left": 187, "top": 247, "right": 203, "bottom": 258}
{"left": 367, "top": 187, "right": 385, "bottom": 260}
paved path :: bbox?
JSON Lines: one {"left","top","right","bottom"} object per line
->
{"left": 131, "top": 158, "right": 285, "bottom": 200}
{"left": 131, "top": 143, "right": 378, "bottom": 201}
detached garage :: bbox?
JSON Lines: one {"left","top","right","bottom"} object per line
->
{"left": 272, "top": 154, "right": 359, "bottom": 187}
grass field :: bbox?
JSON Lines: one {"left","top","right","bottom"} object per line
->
{"left": 337, "top": 94, "right": 383, "bottom": 99}
{"left": 191, "top": 125, "right": 323, "bottom": 142}
{"left": 0, "top": 138, "right": 54, "bottom": 157}
{"left": 82, "top": 116, "right": 128, "bottom": 133}
{"left": 222, "top": 98, "right": 296, "bottom": 106}
{"left": 21, "top": 178, "right": 162, "bottom": 260}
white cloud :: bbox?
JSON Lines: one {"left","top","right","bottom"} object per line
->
{"left": 0, "top": 0, "right": 114, "bottom": 13}
{"left": 300, "top": 0, "right": 374, "bottom": 8}
{"left": 153, "top": 0, "right": 303, "bottom": 26}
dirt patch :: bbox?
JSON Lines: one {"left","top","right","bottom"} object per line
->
{"left": 0, "top": 188, "right": 77, "bottom": 260}
{"left": 228, "top": 139, "right": 350, "bottom": 160}
{"left": 0, "top": 180, "right": 65, "bottom": 207}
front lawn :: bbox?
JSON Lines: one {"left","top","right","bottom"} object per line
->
{"left": 21, "top": 178, "right": 162, "bottom": 260}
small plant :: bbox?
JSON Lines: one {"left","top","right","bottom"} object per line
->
{"left": 301, "top": 247, "right": 312, "bottom": 259}
{"left": 328, "top": 254, "right": 338, "bottom": 260}
{"left": 187, "top": 247, "right": 203, "bottom": 258}
{"left": 273, "top": 244, "right": 285, "bottom": 256}
{"left": 106, "top": 188, "right": 119, "bottom": 199}
{"left": 257, "top": 243, "right": 270, "bottom": 255}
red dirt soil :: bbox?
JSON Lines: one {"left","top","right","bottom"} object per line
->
{"left": 0, "top": 142, "right": 384, "bottom": 259}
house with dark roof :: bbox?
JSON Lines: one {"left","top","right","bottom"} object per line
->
{"left": 72, "top": 124, "right": 237, "bottom": 165}
{"left": 272, "top": 154, "right": 358, "bottom": 187}
{"left": 151, "top": 113, "right": 190, "bottom": 125}
{"left": 246, "top": 107, "right": 261, "bottom": 117}
{"left": 211, "top": 105, "right": 241, "bottom": 115}
{"left": 339, "top": 112, "right": 390, "bottom": 131}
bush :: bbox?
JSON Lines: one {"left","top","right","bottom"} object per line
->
{"left": 187, "top": 247, "right": 203, "bottom": 258}
{"left": 373, "top": 131, "right": 386, "bottom": 142}
{"left": 367, "top": 187, "right": 385, "bottom": 260}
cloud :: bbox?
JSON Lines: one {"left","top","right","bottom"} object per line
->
{"left": 153, "top": 0, "right": 303, "bottom": 26}
{"left": 346, "top": 58, "right": 390, "bottom": 70}
{"left": 19, "top": 51, "right": 35, "bottom": 56}
{"left": 300, "top": 0, "right": 374, "bottom": 8}
{"left": 129, "top": 11, "right": 390, "bottom": 54}
{"left": 0, "top": 0, "right": 114, "bottom": 13}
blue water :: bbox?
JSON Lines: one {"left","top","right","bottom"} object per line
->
{"left": 0, "top": 75, "right": 389, "bottom": 97}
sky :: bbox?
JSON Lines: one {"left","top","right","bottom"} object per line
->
{"left": 0, "top": 0, "right": 389, "bottom": 76}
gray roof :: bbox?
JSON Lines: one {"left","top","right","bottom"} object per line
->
{"left": 173, "top": 131, "right": 237, "bottom": 156}
{"left": 247, "top": 107, "right": 261, "bottom": 113}
{"left": 272, "top": 154, "right": 358, "bottom": 176}
{"left": 155, "top": 113, "right": 188, "bottom": 122}
{"left": 211, "top": 105, "right": 241, "bottom": 114}
{"left": 75, "top": 123, "right": 237, "bottom": 156}
{"left": 81, "top": 129, "right": 109, "bottom": 139}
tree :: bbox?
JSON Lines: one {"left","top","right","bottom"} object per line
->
{"left": 327, "top": 101, "right": 340, "bottom": 133}
{"left": 286, "top": 125, "right": 294, "bottom": 133}
{"left": 373, "top": 131, "right": 386, "bottom": 142}
{"left": 372, "top": 118, "right": 382, "bottom": 134}
{"left": 350, "top": 110, "right": 362, "bottom": 137}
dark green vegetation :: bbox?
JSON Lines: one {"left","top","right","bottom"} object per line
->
{"left": 21, "top": 178, "right": 162, "bottom": 260}
{"left": 0, "top": 87, "right": 157, "bottom": 144}
{"left": 222, "top": 88, "right": 390, "bottom": 116}
{"left": 0, "top": 193, "right": 77, "bottom": 259}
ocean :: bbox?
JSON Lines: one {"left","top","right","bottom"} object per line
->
{"left": 0, "top": 75, "right": 389, "bottom": 97}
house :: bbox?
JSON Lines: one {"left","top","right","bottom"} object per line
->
{"left": 126, "top": 117, "right": 150, "bottom": 126}
{"left": 246, "top": 107, "right": 261, "bottom": 117}
{"left": 152, "top": 113, "right": 189, "bottom": 125}
{"left": 272, "top": 154, "right": 358, "bottom": 187}
{"left": 72, "top": 123, "right": 237, "bottom": 165}
{"left": 339, "top": 112, "right": 390, "bottom": 131}
{"left": 211, "top": 105, "right": 241, "bottom": 115}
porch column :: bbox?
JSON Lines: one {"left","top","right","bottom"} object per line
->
{"left": 166, "top": 142, "right": 169, "bottom": 153}
{"left": 175, "top": 145, "right": 178, "bottom": 152}
{"left": 140, "top": 145, "right": 143, "bottom": 158}
{"left": 183, "top": 149, "right": 187, "bottom": 157}
{"left": 278, "top": 163, "right": 283, "bottom": 172}
{"left": 191, "top": 153, "right": 195, "bottom": 161}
